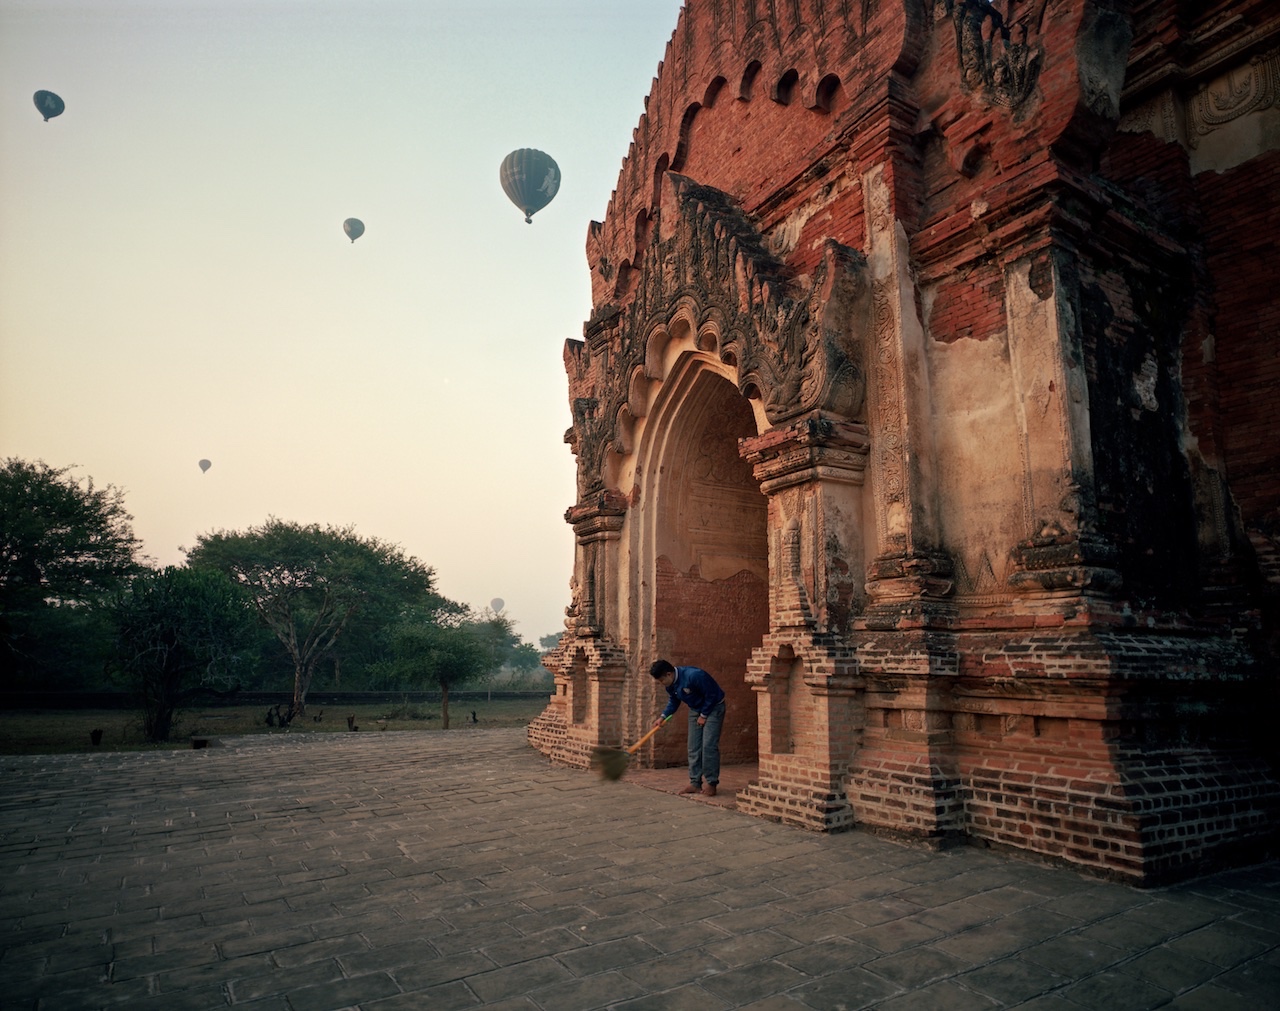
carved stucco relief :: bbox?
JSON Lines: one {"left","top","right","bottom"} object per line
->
{"left": 1119, "top": 47, "right": 1280, "bottom": 174}
{"left": 566, "top": 173, "right": 870, "bottom": 516}
{"left": 871, "top": 278, "right": 907, "bottom": 548}
{"left": 942, "top": 0, "right": 1045, "bottom": 111}
{"left": 864, "top": 165, "right": 913, "bottom": 558}
{"left": 1189, "top": 47, "right": 1280, "bottom": 145}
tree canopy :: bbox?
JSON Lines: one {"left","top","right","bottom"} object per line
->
{"left": 379, "top": 607, "right": 499, "bottom": 728}
{"left": 0, "top": 459, "right": 547, "bottom": 704}
{"left": 478, "top": 613, "right": 545, "bottom": 676}
{"left": 186, "top": 518, "right": 442, "bottom": 713}
{"left": 110, "top": 566, "right": 257, "bottom": 741}
{"left": 0, "top": 458, "right": 145, "bottom": 685}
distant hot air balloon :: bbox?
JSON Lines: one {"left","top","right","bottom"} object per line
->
{"left": 198, "top": 459, "right": 211, "bottom": 473}
{"left": 343, "top": 218, "right": 364, "bottom": 243}
{"left": 490, "top": 598, "right": 505, "bottom": 613}
{"left": 500, "top": 149, "right": 560, "bottom": 224}
{"left": 33, "top": 90, "right": 64, "bottom": 121}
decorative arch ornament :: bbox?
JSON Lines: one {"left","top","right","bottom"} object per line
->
{"left": 567, "top": 171, "right": 871, "bottom": 505}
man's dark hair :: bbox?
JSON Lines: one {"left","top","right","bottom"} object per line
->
{"left": 649, "top": 659, "right": 675, "bottom": 679}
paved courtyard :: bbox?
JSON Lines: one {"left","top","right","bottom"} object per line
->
{"left": 1, "top": 728, "right": 1278, "bottom": 1010}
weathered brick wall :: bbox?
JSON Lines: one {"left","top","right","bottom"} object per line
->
{"left": 1196, "top": 150, "right": 1280, "bottom": 528}
{"left": 534, "top": 0, "right": 1280, "bottom": 885}
{"left": 737, "top": 635, "right": 865, "bottom": 832}
{"left": 924, "top": 259, "right": 1008, "bottom": 345}
{"left": 525, "top": 700, "right": 566, "bottom": 757}
{"left": 954, "top": 715, "right": 1280, "bottom": 882}
{"left": 652, "top": 557, "right": 766, "bottom": 769}
{"left": 838, "top": 622, "right": 1280, "bottom": 882}
{"left": 587, "top": 1, "right": 911, "bottom": 308}
{"left": 1074, "top": 252, "right": 1204, "bottom": 604}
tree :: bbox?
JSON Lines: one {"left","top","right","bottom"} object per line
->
{"left": 474, "top": 612, "right": 545, "bottom": 673}
{"left": 311, "top": 581, "right": 459, "bottom": 692}
{"left": 186, "top": 518, "right": 439, "bottom": 714}
{"left": 0, "top": 458, "right": 145, "bottom": 685}
{"left": 382, "top": 608, "right": 497, "bottom": 728}
{"left": 110, "top": 566, "right": 256, "bottom": 741}
{"left": 508, "top": 642, "right": 543, "bottom": 672}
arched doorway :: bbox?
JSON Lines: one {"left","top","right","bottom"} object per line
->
{"left": 637, "top": 365, "right": 767, "bottom": 770}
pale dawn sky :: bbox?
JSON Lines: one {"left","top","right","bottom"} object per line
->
{"left": 0, "top": 0, "right": 685, "bottom": 645}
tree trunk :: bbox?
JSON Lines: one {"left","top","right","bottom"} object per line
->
{"left": 148, "top": 706, "right": 174, "bottom": 743}
{"left": 142, "top": 664, "right": 180, "bottom": 742}
{"left": 441, "top": 684, "right": 450, "bottom": 729}
{"left": 293, "top": 663, "right": 308, "bottom": 717}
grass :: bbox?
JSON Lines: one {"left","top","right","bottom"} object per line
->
{"left": 0, "top": 697, "right": 551, "bottom": 755}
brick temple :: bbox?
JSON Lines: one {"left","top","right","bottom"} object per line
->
{"left": 528, "top": 0, "right": 1280, "bottom": 885}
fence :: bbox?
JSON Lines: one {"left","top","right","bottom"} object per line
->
{"left": 0, "top": 691, "right": 551, "bottom": 711}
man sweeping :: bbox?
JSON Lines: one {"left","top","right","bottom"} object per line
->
{"left": 649, "top": 659, "right": 726, "bottom": 797}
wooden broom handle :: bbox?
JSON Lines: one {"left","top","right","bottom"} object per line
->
{"left": 627, "top": 714, "right": 672, "bottom": 754}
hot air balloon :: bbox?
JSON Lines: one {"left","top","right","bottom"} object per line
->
{"left": 33, "top": 90, "right": 64, "bottom": 121}
{"left": 500, "top": 149, "right": 560, "bottom": 223}
{"left": 198, "top": 459, "right": 211, "bottom": 473}
{"left": 490, "top": 598, "right": 505, "bottom": 613}
{"left": 343, "top": 218, "right": 364, "bottom": 243}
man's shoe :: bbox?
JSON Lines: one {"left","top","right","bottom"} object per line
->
{"left": 702, "top": 783, "right": 717, "bottom": 797}
{"left": 679, "top": 783, "right": 700, "bottom": 795}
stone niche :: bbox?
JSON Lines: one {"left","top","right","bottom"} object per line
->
{"left": 527, "top": 0, "right": 1280, "bottom": 885}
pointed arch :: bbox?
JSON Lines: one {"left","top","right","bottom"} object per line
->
{"left": 566, "top": 173, "right": 871, "bottom": 510}
{"left": 626, "top": 350, "right": 767, "bottom": 769}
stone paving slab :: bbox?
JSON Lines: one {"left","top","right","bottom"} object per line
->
{"left": 0, "top": 728, "right": 1278, "bottom": 1009}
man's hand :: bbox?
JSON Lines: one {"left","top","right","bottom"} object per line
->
{"left": 697, "top": 715, "right": 707, "bottom": 726}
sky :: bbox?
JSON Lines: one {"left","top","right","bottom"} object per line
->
{"left": 0, "top": 0, "right": 685, "bottom": 646}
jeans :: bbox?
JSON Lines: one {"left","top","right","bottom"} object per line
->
{"left": 687, "top": 700, "right": 726, "bottom": 786}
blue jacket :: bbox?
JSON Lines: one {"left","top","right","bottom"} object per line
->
{"left": 660, "top": 666, "right": 725, "bottom": 720}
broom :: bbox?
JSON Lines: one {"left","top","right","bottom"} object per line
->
{"left": 592, "top": 714, "right": 672, "bottom": 782}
